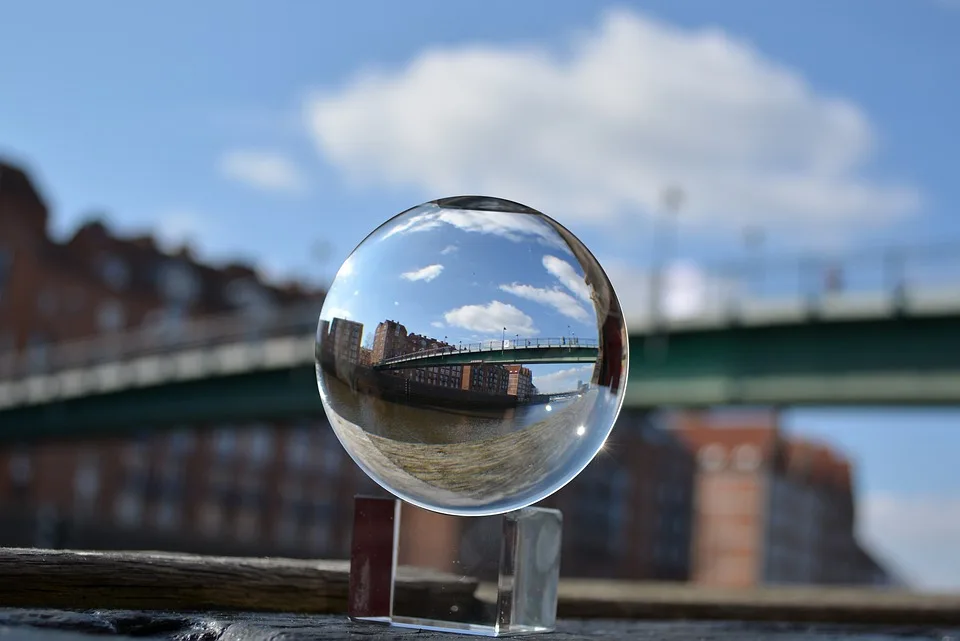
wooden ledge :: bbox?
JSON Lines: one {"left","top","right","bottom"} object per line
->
{"left": 2, "top": 548, "right": 959, "bottom": 625}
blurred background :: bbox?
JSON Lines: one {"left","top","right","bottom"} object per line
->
{"left": 1, "top": 0, "right": 958, "bottom": 595}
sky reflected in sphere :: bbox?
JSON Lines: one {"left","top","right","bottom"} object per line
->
{"left": 315, "top": 196, "right": 628, "bottom": 516}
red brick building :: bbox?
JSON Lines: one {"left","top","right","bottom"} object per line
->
{"left": 673, "top": 412, "right": 889, "bottom": 588}
{"left": 506, "top": 364, "right": 534, "bottom": 400}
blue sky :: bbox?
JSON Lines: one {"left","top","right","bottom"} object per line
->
{"left": 2, "top": 0, "right": 959, "bottom": 590}
{"left": 318, "top": 202, "right": 599, "bottom": 393}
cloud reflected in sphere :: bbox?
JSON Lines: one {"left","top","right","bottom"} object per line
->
{"left": 315, "top": 196, "right": 628, "bottom": 516}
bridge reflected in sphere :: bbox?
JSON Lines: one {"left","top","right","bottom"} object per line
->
{"left": 315, "top": 196, "right": 628, "bottom": 516}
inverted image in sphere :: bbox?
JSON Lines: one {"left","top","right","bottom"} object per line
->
{"left": 315, "top": 196, "right": 628, "bottom": 516}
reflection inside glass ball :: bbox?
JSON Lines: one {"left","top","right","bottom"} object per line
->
{"left": 315, "top": 196, "right": 628, "bottom": 516}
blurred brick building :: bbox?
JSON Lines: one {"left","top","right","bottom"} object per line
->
{"left": 673, "top": 412, "right": 890, "bottom": 588}
{"left": 543, "top": 409, "right": 696, "bottom": 581}
{"left": 0, "top": 158, "right": 888, "bottom": 588}
{"left": 0, "top": 159, "right": 695, "bottom": 581}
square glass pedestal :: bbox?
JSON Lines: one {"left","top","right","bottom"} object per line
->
{"left": 348, "top": 496, "right": 562, "bottom": 636}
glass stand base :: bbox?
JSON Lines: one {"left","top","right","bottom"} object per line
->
{"left": 348, "top": 496, "right": 562, "bottom": 637}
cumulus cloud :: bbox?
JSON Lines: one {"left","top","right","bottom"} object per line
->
{"left": 443, "top": 301, "right": 538, "bottom": 336}
{"left": 401, "top": 263, "right": 444, "bottom": 282}
{"left": 322, "top": 306, "right": 353, "bottom": 321}
{"left": 381, "top": 207, "right": 568, "bottom": 252}
{"left": 440, "top": 244, "right": 459, "bottom": 255}
{"left": 499, "top": 282, "right": 591, "bottom": 323}
{"left": 534, "top": 365, "right": 594, "bottom": 394}
{"left": 859, "top": 493, "right": 960, "bottom": 593}
{"left": 218, "top": 149, "right": 307, "bottom": 194}
{"left": 543, "top": 255, "right": 592, "bottom": 304}
{"left": 305, "top": 9, "right": 919, "bottom": 241}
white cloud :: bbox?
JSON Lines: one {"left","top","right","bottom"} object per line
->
{"left": 440, "top": 244, "right": 459, "bottom": 255}
{"left": 322, "top": 306, "right": 353, "bottom": 321}
{"left": 543, "top": 255, "right": 592, "bottom": 304}
{"left": 430, "top": 321, "right": 446, "bottom": 328}
{"left": 218, "top": 149, "right": 307, "bottom": 194}
{"left": 534, "top": 365, "right": 593, "bottom": 394}
{"left": 305, "top": 9, "right": 920, "bottom": 242}
{"left": 499, "top": 282, "right": 591, "bottom": 323}
{"left": 381, "top": 207, "right": 569, "bottom": 252}
{"left": 401, "top": 263, "right": 444, "bottom": 282}
{"left": 859, "top": 493, "right": 960, "bottom": 593}
{"left": 443, "top": 300, "right": 538, "bottom": 336}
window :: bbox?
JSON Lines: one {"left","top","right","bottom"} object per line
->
{"left": 200, "top": 503, "right": 223, "bottom": 536}
{"left": 276, "top": 511, "right": 299, "bottom": 545}
{"left": 115, "top": 493, "right": 144, "bottom": 527}
{"left": 247, "top": 427, "right": 274, "bottom": 465}
{"left": 735, "top": 445, "right": 761, "bottom": 471}
{"left": 37, "top": 288, "right": 57, "bottom": 316}
{"left": 158, "top": 262, "right": 200, "bottom": 304}
{"left": 99, "top": 255, "right": 130, "bottom": 291}
{"left": 156, "top": 500, "right": 180, "bottom": 530}
{"left": 236, "top": 508, "right": 260, "bottom": 542}
{"left": 97, "top": 300, "right": 126, "bottom": 332}
{"left": 699, "top": 444, "right": 726, "bottom": 471}
{"left": 306, "top": 521, "right": 331, "bottom": 553}
{"left": 287, "top": 429, "right": 312, "bottom": 469}
{"left": 8, "top": 451, "right": 32, "bottom": 487}
{"left": 74, "top": 457, "right": 100, "bottom": 502}
{"left": 0, "top": 247, "right": 12, "bottom": 303}
{"left": 26, "top": 332, "right": 49, "bottom": 371}
{"left": 169, "top": 429, "right": 195, "bottom": 455}
{"left": 214, "top": 428, "right": 237, "bottom": 459}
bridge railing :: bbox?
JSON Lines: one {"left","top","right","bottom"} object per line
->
{"left": 0, "top": 302, "right": 322, "bottom": 381}
{"left": 377, "top": 337, "right": 600, "bottom": 366}
{"left": 2, "top": 242, "right": 959, "bottom": 381}
{"left": 641, "top": 241, "right": 960, "bottom": 325}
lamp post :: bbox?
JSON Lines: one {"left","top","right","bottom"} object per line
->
{"left": 743, "top": 226, "right": 765, "bottom": 301}
{"left": 501, "top": 327, "right": 506, "bottom": 353}
{"left": 647, "top": 186, "right": 684, "bottom": 358}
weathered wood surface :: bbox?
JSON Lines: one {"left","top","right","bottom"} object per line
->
{"left": 0, "top": 548, "right": 475, "bottom": 615}
{"left": 2, "top": 547, "right": 960, "bottom": 628}
{"left": 1, "top": 609, "right": 958, "bottom": 640}
{"left": 551, "top": 580, "right": 960, "bottom": 626}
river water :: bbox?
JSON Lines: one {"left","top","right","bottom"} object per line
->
{"left": 321, "top": 372, "right": 580, "bottom": 445}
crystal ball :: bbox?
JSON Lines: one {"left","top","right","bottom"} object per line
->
{"left": 315, "top": 196, "right": 628, "bottom": 516}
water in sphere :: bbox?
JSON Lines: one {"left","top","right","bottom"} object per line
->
{"left": 315, "top": 196, "right": 628, "bottom": 516}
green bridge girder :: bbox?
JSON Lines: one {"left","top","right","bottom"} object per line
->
{"left": 374, "top": 346, "right": 599, "bottom": 369}
{"left": 3, "top": 313, "right": 960, "bottom": 443}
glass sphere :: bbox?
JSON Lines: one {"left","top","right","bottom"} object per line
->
{"left": 315, "top": 196, "right": 628, "bottom": 516}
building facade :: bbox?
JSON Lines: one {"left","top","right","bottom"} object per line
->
{"left": 673, "top": 412, "right": 890, "bottom": 588}
{"left": 506, "top": 364, "right": 534, "bottom": 400}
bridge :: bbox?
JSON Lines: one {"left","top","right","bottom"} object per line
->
{"left": 1, "top": 242, "right": 959, "bottom": 442}
{"left": 373, "top": 338, "right": 599, "bottom": 369}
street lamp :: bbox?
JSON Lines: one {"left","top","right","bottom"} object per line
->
{"left": 501, "top": 327, "right": 506, "bottom": 352}
{"left": 743, "top": 226, "right": 765, "bottom": 300}
{"left": 651, "top": 186, "right": 685, "bottom": 327}
{"left": 647, "top": 186, "right": 684, "bottom": 359}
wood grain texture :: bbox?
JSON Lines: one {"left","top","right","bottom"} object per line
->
{"left": 0, "top": 548, "right": 476, "bottom": 614}
{"left": 551, "top": 580, "right": 960, "bottom": 626}
{"left": 2, "top": 548, "right": 960, "bottom": 626}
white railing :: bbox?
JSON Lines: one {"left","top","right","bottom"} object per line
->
{"left": 377, "top": 337, "right": 600, "bottom": 367}
{"left": 0, "top": 302, "right": 321, "bottom": 381}
{"left": 2, "top": 241, "right": 960, "bottom": 382}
